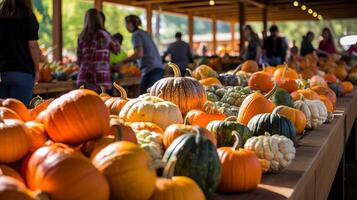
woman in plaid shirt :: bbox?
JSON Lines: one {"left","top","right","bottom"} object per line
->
{"left": 76, "top": 8, "right": 119, "bottom": 94}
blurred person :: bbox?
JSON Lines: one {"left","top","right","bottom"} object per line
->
{"left": 242, "top": 25, "right": 261, "bottom": 62}
{"left": 110, "top": 33, "right": 127, "bottom": 66}
{"left": 163, "top": 32, "right": 193, "bottom": 76}
{"left": 0, "top": 0, "right": 40, "bottom": 105}
{"left": 263, "top": 25, "right": 285, "bottom": 66}
{"left": 116, "top": 15, "right": 163, "bottom": 94}
{"left": 300, "top": 32, "right": 329, "bottom": 57}
{"left": 347, "top": 43, "right": 357, "bottom": 56}
{"left": 318, "top": 27, "right": 336, "bottom": 55}
{"left": 290, "top": 40, "right": 298, "bottom": 58}
{"left": 76, "top": 8, "right": 119, "bottom": 94}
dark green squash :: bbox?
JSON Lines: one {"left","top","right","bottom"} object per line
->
{"left": 329, "top": 83, "right": 343, "bottom": 97}
{"left": 206, "top": 117, "right": 253, "bottom": 147}
{"left": 270, "top": 88, "right": 294, "bottom": 107}
{"left": 247, "top": 113, "right": 296, "bottom": 142}
{"left": 163, "top": 127, "right": 221, "bottom": 198}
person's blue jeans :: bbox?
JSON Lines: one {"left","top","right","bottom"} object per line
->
{"left": 140, "top": 68, "right": 164, "bottom": 94}
{"left": 0, "top": 72, "right": 34, "bottom": 106}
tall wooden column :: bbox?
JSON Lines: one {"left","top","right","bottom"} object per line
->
{"left": 239, "top": 2, "right": 246, "bottom": 54}
{"left": 188, "top": 13, "right": 194, "bottom": 48}
{"left": 212, "top": 16, "right": 217, "bottom": 55}
{"left": 53, "top": 0, "right": 62, "bottom": 61}
{"left": 94, "top": 0, "right": 103, "bottom": 11}
{"left": 146, "top": 5, "right": 152, "bottom": 35}
{"left": 230, "top": 21, "right": 236, "bottom": 51}
{"left": 262, "top": 7, "right": 268, "bottom": 38}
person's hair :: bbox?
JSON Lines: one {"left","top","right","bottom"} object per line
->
{"left": 244, "top": 25, "right": 258, "bottom": 36}
{"left": 125, "top": 15, "right": 142, "bottom": 30}
{"left": 269, "top": 25, "right": 279, "bottom": 33}
{"left": 175, "top": 32, "right": 182, "bottom": 39}
{"left": 322, "top": 27, "right": 334, "bottom": 42}
{"left": 0, "top": 0, "right": 33, "bottom": 18}
{"left": 79, "top": 8, "right": 106, "bottom": 42}
{"left": 100, "top": 11, "right": 105, "bottom": 25}
{"left": 304, "top": 31, "right": 314, "bottom": 40}
{"left": 113, "top": 33, "right": 123, "bottom": 44}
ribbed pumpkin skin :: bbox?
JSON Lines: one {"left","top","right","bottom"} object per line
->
{"left": 0, "top": 176, "right": 37, "bottom": 200}
{"left": 149, "top": 177, "right": 205, "bottom": 200}
{"left": 163, "top": 133, "right": 221, "bottom": 198}
{"left": 29, "top": 98, "right": 53, "bottom": 120}
{"left": 92, "top": 141, "right": 157, "bottom": 200}
{"left": 44, "top": 89, "right": 110, "bottom": 145}
{"left": 217, "top": 148, "right": 261, "bottom": 192}
{"left": 26, "top": 143, "right": 110, "bottom": 200}
{"left": 271, "top": 88, "right": 294, "bottom": 107}
{"left": 0, "top": 165, "right": 25, "bottom": 183}
{"left": 237, "top": 92, "right": 276, "bottom": 125}
{"left": 126, "top": 122, "right": 164, "bottom": 134}
{"left": 1, "top": 98, "right": 31, "bottom": 121}
{"left": 206, "top": 120, "right": 253, "bottom": 147}
{"left": 185, "top": 109, "right": 226, "bottom": 129}
{"left": 149, "top": 76, "right": 207, "bottom": 115}
{"left": 247, "top": 113, "right": 296, "bottom": 141}
{"left": 0, "top": 107, "right": 22, "bottom": 120}
{"left": 0, "top": 119, "right": 31, "bottom": 163}
{"left": 24, "top": 121, "right": 47, "bottom": 151}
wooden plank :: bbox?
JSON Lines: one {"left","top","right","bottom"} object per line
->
{"left": 212, "top": 16, "right": 217, "bottom": 54}
{"left": 146, "top": 4, "right": 152, "bottom": 35}
{"left": 52, "top": 0, "right": 63, "bottom": 61}
{"left": 188, "top": 13, "right": 194, "bottom": 48}
{"left": 94, "top": 0, "right": 103, "bottom": 11}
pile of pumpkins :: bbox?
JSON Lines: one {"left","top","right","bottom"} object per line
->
{"left": 0, "top": 58, "right": 354, "bottom": 200}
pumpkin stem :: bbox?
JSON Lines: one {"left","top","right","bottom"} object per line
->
{"left": 232, "top": 131, "right": 243, "bottom": 150}
{"left": 148, "top": 160, "right": 167, "bottom": 171}
{"left": 162, "top": 157, "right": 177, "bottom": 179}
{"left": 29, "top": 95, "right": 44, "bottom": 109}
{"left": 100, "top": 86, "right": 106, "bottom": 94}
{"left": 168, "top": 62, "right": 181, "bottom": 77}
{"left": 264, "top": 132, "right": 271, "bottom": 136}
{"left": 232, "top": 64, "right": 242, "bottom": 75}
{"left": 79, "top": 85, "right": 85, "bottom": 89}
{"left": 113, "top": 82, "right": 128, "bottom": 100}
{"left": 265, "top": 83, "right": 278, "bottom": 99}
{"left": 34, "top": 190, "right": 51, "bottom": 200}
{"left": 282, "top": 63, "right": 288, "bottom": 80}
{"left": 262, "top": 63, "right": 266, "bottom": 72}
{"left": 186, "top": 68, "right": 194, "bottom": 77}
{"left": 272, "top": 105, "right": 285, "bottom": 115}
{"left": 183, "top": 116, "right": 191, "bottom": 125}
{"left": 299, "top": 93, "right": 305, "bottom": 101}
{"left": 203, "top": 101, "right": 223, "bottom": 115}
{"left": 224, "top": 116, "right": 237, "bottom": 121}
{"left": 109, "top": 119, "right": 123, "bottom": 141}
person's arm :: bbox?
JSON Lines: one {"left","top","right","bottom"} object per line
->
{"left": 29, "top": 40, "right": 40, "bottom": 83}
{"left": 162, "top": 46, "right": 171, "bottom": 63}
{"left": 113, "top": 32, "right": 143, "bottom": 70}
{"left": 255, "top": 46, "right": 262, "bottom": 62}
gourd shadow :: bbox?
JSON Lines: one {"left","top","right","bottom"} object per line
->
{"left": 212, "top": 187, "right": 287, "bottom": 200}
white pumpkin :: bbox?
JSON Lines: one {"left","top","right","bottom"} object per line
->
{"left": 119, "top": 96, "right": 183, "bottom": 129}
{"left": 136, "top": 130, "right": 163, "bottom": 160}
{"left": 294, "top": 97, "right": 328, "bottom": 129}
{"left": 244, "top": 132, "right": 296, "bottom": 172}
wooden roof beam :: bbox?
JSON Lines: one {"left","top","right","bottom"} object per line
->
{"left": 131, "top": 0, "right": 183, "bottom": 6}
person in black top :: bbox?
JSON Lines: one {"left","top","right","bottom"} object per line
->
{"left": 0, "top": 0, "right": 40, "bottom": 106}
{"left": 242, "top": 25, "right": 261, "bottom": 62}
{"left": 263, "top": 25, "right": 285, "bottom": 66}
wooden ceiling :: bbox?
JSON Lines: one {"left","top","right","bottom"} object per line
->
{"left": 105, "top": 0, "right": 357, "bottom": 22}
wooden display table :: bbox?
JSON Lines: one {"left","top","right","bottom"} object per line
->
{"left": 214, "top": 89, "right": 357, "bottom": 200}
{"left": 33, "top": 77, "right": 140, "bottom": 96}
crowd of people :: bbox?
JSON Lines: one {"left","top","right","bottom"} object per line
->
{"left": 0, "top": 0, "right": 355, "bottom": 106}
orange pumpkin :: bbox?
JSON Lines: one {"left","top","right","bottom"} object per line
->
{"left": 217, "top": 133, "right": 261, "bottom": 192}
{"left": 26, "top": 143, "right": 110, "bottom": 200}
{"left": 274, "top": 64, "right": 299, "bottom": 81}
{"left": 44, "top": 89, "right": 110, "bottom": 145}
{"left": 319, "top": 95, "right": 334, "bottom": 113}
{"left": 237, "top": 84, "right": 277, "bottom": 125}
{"left": 241, "top": 60, "right": 259, "bottom": 73}
{"left": 199, "top": 77, "right": 222, "bottom": 86}
{"left": 104, "top": 83, "right": 129, "bottom": 115}
{"left": 300, "top": 69, "right": 315, "bottom": 80}
{"left": 185, "top": 101, "right": 226, "bottom": 128}
{"left": 1, "top": 98, "right": 31, "bottom": 121}
{"left": 340, "top": 81, "right": 353, "bottom": 94}
{"left": 0, "top": 176, "right": 38, "bottom": 200}
{"left": 311, "top": 86, "right": 336, "bottom": 108}
{"left": 272, "top": 106, "right": 307, "bottom": 135}
{"left": 248, "top": 71, "right": 274, "bottom": 92}
{"left": 0, "top": 165, "right": 25, "bottom": 183}
{"left": 163, "top": 124, "right": 216, "bottom": 149}
{"left": 0, "top": 118, "right": 31, "bottom": 163}
{"left": 0, "top": 107, "right": 22, "bottom": 120}
{"left": 332, "top": 65, "right": 348, "bottom": 81}
{"left": 126, "top": 121, "right": 164, "bottom": 135}
{"left": 262, "top": 65, "right": 276, "bottom": 75}
{"left": 310, "top": 75, "right": 328, "bottom": 88}
{"left": 29, "top": 96, "right": 54, "bottom": 120}
{"left": 92, "top": 141, "right": 159, "bottom": 200}
{"left": 278, "top": 78, "right": 298, "bottom": 93}
{"left": 103, "top": 116, "right": 137, "bottom": 143}
{"left": 291, "top": 89, "right": 320, "bottom": 101}
{"left": 324, "top": 73, "right": 338, "bottom": 84}
{"left": 24, "top": 121, "right": 48, "bottom": 151}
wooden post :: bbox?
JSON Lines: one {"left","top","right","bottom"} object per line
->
{"left": 230, "top": 21, "right": 236, "bottom": 51}
{"left": 146, "top": 4, "right": 152, "bottom": 35}
{"left": 94, "top": 0, "right": 103, "bottom": 11}
{"left": 239, "top": 2, "right": 246, "bottom": 54}
{"left": 262, "top": 7, "right": 268, "bottom": 38}
{"left": 212, "top": 16, "right": 217, "bottom": 55}
{"left": 188, "top": 13, "right": 194, "bottom": 48}
{"left": 53, "top": 0, "right": 62, "bottom": 61}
